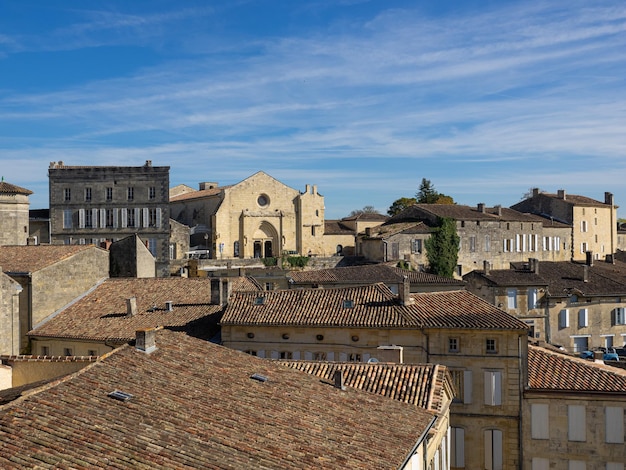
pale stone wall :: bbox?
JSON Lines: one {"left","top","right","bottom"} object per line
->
{"left": 0, "top": 273, "right": 22, "bottom": 355}
{"left": 572, "top": 205, "right": 617, "bottom": 261}
{"left": 3, "top": 356, "right": 96, "bottom": 388}
{"left": 30, "top": 337, "right": 120, "bottom": 358}
{"left": 0, "top": 193, "right": 30, "bottom": 246}
{"left": 523, "top": 393, "right": 626, "bottom": 468}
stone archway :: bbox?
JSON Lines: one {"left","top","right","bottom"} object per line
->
{"left": 253, "top": 221, "right": 279, "bottom": 258}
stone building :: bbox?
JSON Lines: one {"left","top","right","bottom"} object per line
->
{"left": 48, "top": 161, "right": 171, "bottom": 277}
{"left": 511, "top": 188, "right": 618, "bottom": 262}
{"left": 170, "top": 171, "right": 355, "bottom": 260}
{"left": 108, "top": 234, "right": 155, "bottom": 278}
{"left": 0, "top": 245, "right": 109, "bottom": 354}
{"left": 524, "top": 345, "right": 626, "bottom": 469}
{"left": 359, "top": 203, "right": 570, "bottom": 277}
{"left": 221, "top": 284, "right": 529, "bottom": 470}
{"left": 0, "top": 272, "right": 22, "bottom": 355}
{"left": 0, "top": 180, "right": 33, "bottom": 246}
{"left": 464, "top": 258, "right": 626, "bottom": 352}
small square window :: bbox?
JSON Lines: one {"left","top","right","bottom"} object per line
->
{"left": 449, "top": 337, "right": 459, "bottom": 353}
{"left": 343, "top": 299, "right": 354, "bottom": 308}
{"left": 41, "top": 346, "right": 50, "bottom": 356}
{"left": 88, "top": 350, "right": 97, "bottom": 357}
{"left": 279, "top": 351, "right": 293, "bottom": 359}
{"left": 63, "top": 348, "right": 73, "bottom": 356}
{"left": 486, "top": 339, "right": 497, "bottom": 354}
{"left": 349, "top": 353, "right": 362, "bottom": 362}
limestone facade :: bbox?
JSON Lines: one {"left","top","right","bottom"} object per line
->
{"left": 170, "top": 172, "right": 349, "bottom": 259}
{"left": 48, "top": 161, "right": 171, "bottom": 277}
{"left": 511, "top": 188, "right": 618, "bottom": 262}
{"left": 0, "top": 272, "right": 22, "bottom": 355}
{"left": 0, "top": 181, "right": 33, "bottom": 246}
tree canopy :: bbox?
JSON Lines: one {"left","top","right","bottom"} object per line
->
{"left": 424, "top": 217, "right": 460, "bottom": 278}
{"left": 387, "top": 197, "right": 417, "bottom": 216}
{"left": 348, "top": 205, "right": 381, "bottom": 216}
{"left": 416, "top": 178, "right": 454, "bottom": 204}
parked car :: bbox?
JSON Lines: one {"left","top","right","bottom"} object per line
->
{"left": 580, "top": 348, "right": 620, "bottom": 361}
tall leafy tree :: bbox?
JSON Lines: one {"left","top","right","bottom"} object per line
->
{"left": 387, "top": 197, "right": 417, "bottom": 216}
{"left": 425, "top": 217, "right": 460, "bottom": 278}
{"left": 416, "top": 178, "right": 454, "bottom": 204}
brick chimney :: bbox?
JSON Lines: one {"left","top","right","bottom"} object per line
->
{"left": 333, "top": 370, "right": 346, "bottom": 390}
{"left": 398, "top": 276, "right": 414, "bottom": 306}
{"left": 557, "top": 189, "right": 566, "bottom": 200}
{"left": 135, "top": 328, "right": 157, "bottom": 354}
{"left": 585, "top": 251, "right": 593, "bottom": 267}
{"left": 532, "top": 188, "right": 540, "bottom": 197}
{"left": 483, "top": 260, "right": 490, "bottom": 276}
{"left": 126, "top": 297, "right": 137, "bottom": 317}
{"left": 605, "top": 192, "right": 614, "bottom": 205}
{"left": 477, "top": 203, "right": 486, "bottom": 213}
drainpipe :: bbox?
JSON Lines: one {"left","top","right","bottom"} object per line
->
{"left": 544, "top": 289, "right": 551, "bottom": 344}
{"left": 398, "top": 415, "right": 438, "bottom": 470}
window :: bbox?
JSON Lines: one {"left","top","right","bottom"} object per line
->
{"left": 279, "top": 351, "right": 292, "bottom": 359}
{"left": 63, "top": 348, "right": 73, "bottom": 356}
{"left": 606, "top": 407, "right": 624, "bottom": 443}
{"left": 127, "top": 187, "right": 134, "bottom": 200}
{"left": 469, "top": 236, "right": 476, "bottom": 252}
{"left": 529, "top": 234, "right": 538, "bottom": 252}
{"left": 265, "top": 282, "right": 274, "bottom": 291}
{"left": 581, "top": 220, "right": 588, "bottom": 232}
{"left": 411, "top": 239, "right": 422, "bottom": 254}
{"left": 233, "top": 241, "right": 240, "bottom": 257}
{"left": 528, "top": 288, "right": 538, "bottom": 309}
{"left": 484, "top": 371, "right": 502, "bottom": 406}
{"left": 507, "top": 288, "right": 517, "bottom": 309}
{"left": 85, "top": 209, "right": 93, "bottom": 228}
{"left": 578, "top": 309, "right": 588, "bottom": 328}
{"left": 343, "top": 299, "right": 354, "bottom": 309}
{"left": 581, "top": 242, "right": 588, "bottom": 254}
{"left": 531, "top": 404, "right": 549, "bottom": 439}
{"left": 127, "top": 208, "right": 136, "bottom": 228}
{"left": 484, "top": 235, "right": 491, "bottom": 252}
{"left": 85, "top": 187, "right": 92, "bottom": 201}
{"left": 313, "top": 352, "right": 326, "bottom": 361}
{"left": 607, "top": 464, "right": 625, "bottom": 470}
{"left": 88, "top": 349, "right": 97, "bottom": 356}
{"left": 348, "top": 353, "right": 361, "bottom": 362}
{"left": 450, "top": 427, "right": 465, "bottom": 468}
{"left": 486, "top": 339, "right": 497, "bottom": 354}
{"left": 503, "top": 239, "right": 513, "bottom": 252}
{"left": 106, "top": 209, "right": 114, "bottom": 227}
{"left": 612, "top": 308, "right": 626, "bottom": 326}
{"left": 244, "top": 350, "right": 257, "bottom": 356}
{"left": 569, "top": 462, "right": 586, "bottom": 470}
{"left": 64, "top": 188, "right": 71, "bottom": 201}
{"left": 147, "top": 239, "right": 157, "bottom": 256}
{"left": 515, "top": 234, "right": 521, "bottom": 252}
{"left": 148, "top": 208, "right": 158, "bottom": 227}
{"left": 532, "top": 458, "right": 550, "bottom": 470}
{"left": 149, "top": 186, "right": 156, "bottom": 199}
{"left": 106, "top": 187, "right": 113, "bottom": 201}
{"left": 63, "top": 210, "right": 72, "bottom": 229}
{"left": 559, "top": 309, "right": 570, "bottom": 329}
{"left": 311, "top": 226, "right": 316, "bottom": 236}
{"left": 484, "top": 429, "right": 503, "bottom": 470}
{"left": 449, "top": 337, "right": 459, "bottom": 353}
{"left": 450, "top": 370, "right": 472, "bottom": 403}
{"left": 568, "top": 405, "right": 586, "bottom": 441}
{"left": 41, "top": 346, "right": 49, "bottom": 356}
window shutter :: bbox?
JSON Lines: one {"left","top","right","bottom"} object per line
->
{"left": 257, "top": 350, "right": 265, "bottom": 358}
{"left": 113, "top": 208, "right": 119, "bottom": 228}
{"left": 304, "top": 351, "right": 313, "bottom": 360}
{"left": 559, "top": 309, "right": 570, "bottom": 328}
{"left": 326, "top": 352, "right": 334, "bottom": 361}
{"left": 578, "top": 309, "right": 588, "bottom": 328}
{"left": 143, "top": 208, "right": 149, "bottom": 228}
{"left": 451, "top": 427, "right": 464, "bottom": 467}
{"left": 339, "top": 352, "right": 347, "bottom": 362}
{"left": 92, "top": 209, "right": 98, "bottom": 228}
{"left": 485, "top": 371, "right": 502, "bottom": 406}
{"left": 606, "top": 407, "right": 624, "bottom": 443}
{"left": 532, "top": 458, "right": 550, "bottom": 470}
{"left": 484, "top": 429, "right": 503, "bottom": 470}
{"left": 362, "top": 353, "right": 370, "bottom": 362}
{"left": 270, "top": 351, "right": 279, "bottom": 359}
{"left": 78, "top": 209, "right": 85, "bottom": 228}
{"left": 121, "top": 208, "right": 127, "bottom": 228}
{"left": 156, "top": 208, "right": 162, "bottom": 228}
{"left": 99, "top": 209, "right": 106, "bottom": 228}
{"left": 292, "top": 351, "right": 300, "bottom": 360}
{"left": 531, "top": 404, "right": 549, "bottom": 439}
{"left": 134, "top": 208, "right": 140, "bottom": 227}
{"left": 568, "top": 405, "right": 586, "bottom": 441}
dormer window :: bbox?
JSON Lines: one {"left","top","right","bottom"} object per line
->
{"left": 254, "top": 296, "right": 265, "bottom": 305}
{"left": 343, "top": 299, "right": 354, "bottom": 308}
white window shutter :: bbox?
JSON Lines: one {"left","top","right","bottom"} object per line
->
{"left": 99, "top": 209, "right": 106, "bottom": 228}
{"left": 326, "top": 352, "right": 334, "bottom": 361}
{"left": 532, "top": 458, "right": 550, "bottom": 470}
{"left": 270, "top": 351, "right": 279, "bottom": 359}
{"left": 156, "top": 208, "right": 162, "bottom": 228}
{"left": 292, "top": 351, "right": 300, "bottom": 360}
{"left": 78, "top": 209, "right": 85, "bottom": 228}
{"left": 257, "top": 350, "right": 265, "bottom": 358}
{"left": 143, "top": 208, "right": 149, "bottom": 228}
{"left": 559, "top": 309, "right": 570, "bottom": 328}
{"left": 113, "top": 208, "right": 119, "bottom": 228}
{"left": 568, "top": 405, "right": 586, "bottom": 441}
{"left": 92, "top": 209, "right": 98, "bottom": 227}
{"left": 485, "top": 371, "right": 502, "bottom": 406}
{"left": 134, "top": 208, "right": 140, "bottom": 227}
{"left": 339, "top": 352, "right": 347, "bottom": 362}
{"left": 579, "top": 309, "right": 588, "bottom": 328}
{"left": 451, "top": 427, "right": 464, "bottom": 467}
{"left": 531, "top": 404, "right": 549, "bottom": 439}
{"left": 606, "top": 407, "right": 624, "bottom": 443}
{"left": 304, "top": 351, "right": 313, "bottom": 360}
{"left": 121, "top": 208, "right": 127, "bottom": 228}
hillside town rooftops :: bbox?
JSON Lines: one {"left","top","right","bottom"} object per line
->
{"left": 388, "top": 203, "right": 543, "bottom": 224}
{"left": 28, "top": 277, "right": 223, "bottom": 342}
{"left": 0, "top": 329, "right": 432, "bottom": 469}
{"left": 527, "top": 344, "right": 626, "bottom": 393}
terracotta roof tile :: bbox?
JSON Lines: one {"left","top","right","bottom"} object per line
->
{"left": 324, "top": 220, "right": 355, "bottom": 235}
{"left": 527, "top": 345, "right": 626, "bottom": 392}
{"left": 0, "top": 181, "right": 33, "bottom": 195}
{"left": 279, "top": 361, "right": 450, "bottom": 412}
{"left": 169, "top": 185, "right": 230, "bottom": 202}
{"left": 29, "top": 278, "right": 223, "bottom": 342}
{"left": 388, "top": 204, "right": 538, "bottom": 224}
{"left": 0, "top": 245, "right": 102, "bottom": 273}
{"left": 0, "top": 329, "right": 432, "bottom": 469}
{"left": 222, "top": 284, "right": 528, "bottom": 330}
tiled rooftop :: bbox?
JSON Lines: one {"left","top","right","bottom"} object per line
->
{"left": 365, "top": 221, "right": 431, "bottom": 237}
{"left": 169, "top": 185, "right": 229, "bottom": 202}
{"left": 0, "top": 181, "right": 33, "bottom": 195}
{"left": 0, "top": 245, "right": 103, "bottom": 273}
{"left": 0, "top": 329, "right": 432, "bottom": 469}
{"left": 323, "top": 219, "right": 355, "bottom": 235}
{"left": 289, "top": 263, "right": 464, "bottom": 287}
{"left": 29, "top": 277, "right": 223, "bottom": 342}
{"left": 388, "top": 203, "right": 540, "bottom": 224}
{"left": 279, "top": 361, "right": 451, "bottom": 413}
{"left": 527, "top": 344, "right": 626, "bottom": 392}
{"left": 222, "top": 284, "right": 528, "bottom": 331}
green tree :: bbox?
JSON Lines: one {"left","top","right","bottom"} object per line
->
{"left": 424, "top": 217, "right": 459, "bottom": 278}
{"left": 387, "top": 197, "right": 417, "bottom": 216}
{"left": 416, "top": 178, "right": 454, "bottom": 204}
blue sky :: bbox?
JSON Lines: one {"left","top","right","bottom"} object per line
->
{"left": 1, "top": 0, "right": 625, "bottom": 219}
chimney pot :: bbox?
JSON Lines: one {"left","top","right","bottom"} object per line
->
{"left": 483, "top": 260, "right": 490, "bottom": 275}
{"left": 135, "top": 328, "right": 157, "bottom": 353}
{"left": 605, "top": 192, "right": 614, "bottom": 205}
{"left": 532, "top": 188, "right": 540, "bottom": 197}
{"left": 126, "top": 297, "right": 137, "bottom": 317}
{"left": 399, "top": 276, "right": 414, "bottom": 305}
{"left": 557, "top": 189, "right": 566, "bottom": 200}
{"left": 334, "top": 370, "right": 346, "bottom": 390}
{"left": 477, "top": 203, "right": 485, "bottom": 213}
{"left": 165, "top": 301, "right": 173, "bottom": 311}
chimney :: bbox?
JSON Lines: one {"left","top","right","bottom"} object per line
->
{"left": 483, "top": 260, "right": 490, "bottom": 276}
{"left": 594, "top": 350, "right": 604, "bottom": 363}
{"left": 239, "top": 267, "right": 246, "bottom": 277}
{"left": 376, "top": 345, "right": 404, "bottom": 363}
{"left": 165, "top": 301, "right": 173, "bottom": 312}
{"left": 477, "top": 203, "right": 486, "bottom": 213}
{"left": 305, "top": 184, "right": 310, "bottom": 194}
{"left": 199, "top": 182, "right": 219, "bottom": 190}
{"left": 557, "top": 189, "right": 566, "bottom": 200}
{"left": 585, "top": 251, "right": 593, "bottom": 267}
{"left": 365, "top": 227, "right": 372, "bottom": 236}
{"left": 312, "top": 185, "right": 317, "bottom": 195}
{"left": 211, "top": 278, "right": 221, "bottom": 305}
{"left": 605, "top": 192, "right": 614, "bottom": 205}
{"left": 583, "top": 265, "right": 589, "bottom": 283}
{"left": 398, "top": 276, "right": 414, "bottom": 305}
{"left": 532, "top": 188, "right": 540, "bottom": 197}
{"left": 494, "top": 205, "right": 502, "bottom": 216}
{"left": 135, "top": 328, "right": 157, "bottom": 354}
{"left": 333, "top": 370, "right": 346, "bottom": 391}
{"left": 530, "top": 258, "right": 539, "bottom": 274}
{"left": 606, "top": 254, "right": 615, "bottom": 264}
{"left": 145, "top": 160, "right": 152, "bottom": 167}
{"left": 126, "top": 297, "right": 137, "bottom": 317}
